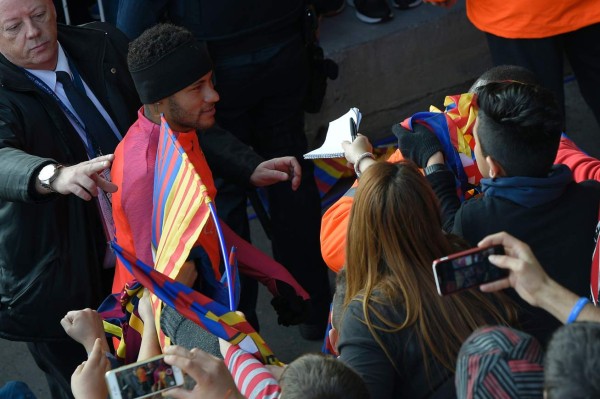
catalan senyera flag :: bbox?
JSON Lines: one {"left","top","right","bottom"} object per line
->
{"left": 401, "top": 93, "right": 483, "bottom": 200}
{"left": 111, "top": 116, "right": 281, "bottom": 365}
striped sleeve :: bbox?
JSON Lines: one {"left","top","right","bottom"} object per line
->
{"left": 225, "top": 345, "right": 281, "bottom": 399}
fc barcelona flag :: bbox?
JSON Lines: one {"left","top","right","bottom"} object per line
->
{"left": 111, "top": 116, "right": 281, "bottom": 365}
{"left": 401, "top": 93, "right": 483, "bottom": 200}
{"left": 112, "top": 242, "right": 280, "bottom": 365}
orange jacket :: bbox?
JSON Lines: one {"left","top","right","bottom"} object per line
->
{"left": 320, "top": 150, "right": 405, "bottom": 272}
{"left": 466, "top": 0, "right": 600, "bottom": 39}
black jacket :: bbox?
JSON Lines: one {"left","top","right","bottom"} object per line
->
{"left": 339, "top": 298, "right": 456, "bottom": 399}
{"left": 0, "top": 23, "right": 139, "bottom": 341}
{"left": 429, "top": 167, "right": 600, "bottom": 344}
{"left": 178, "top": 0, "right": 303, "bottom": 42}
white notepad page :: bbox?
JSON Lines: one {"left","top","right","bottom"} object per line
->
{"left": 304, "top": 107, "right": 362, "bottom": 159}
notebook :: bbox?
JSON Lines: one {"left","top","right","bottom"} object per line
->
{"left": 304, "top": 108, "right": 362, "bottom": 159}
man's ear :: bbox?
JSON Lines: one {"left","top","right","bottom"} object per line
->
{"left": 486, "top": 156, "right": 507, "bottom": 178}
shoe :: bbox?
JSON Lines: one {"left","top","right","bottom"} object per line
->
{"left": 348, "top": 0, "right": 393, "bottom": 24}
{"left": 317, "top": 0, "right": 346, "bottom": 17}
{"left": 391, "top": 0, "right": 423, "bottom": 9}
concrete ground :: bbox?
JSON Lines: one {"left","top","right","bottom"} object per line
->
{"left": 1, "top": 1, "right": 598, "bottom": 397}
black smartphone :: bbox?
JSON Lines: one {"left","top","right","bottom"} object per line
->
{"left": 432, "top": 245, "right": 508, "bottom": 296}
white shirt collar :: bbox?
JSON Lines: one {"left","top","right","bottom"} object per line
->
{"left": 25, "top": 42, "right": 71, "bottom": 90}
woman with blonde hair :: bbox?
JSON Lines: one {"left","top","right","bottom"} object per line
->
{"left": 338, "top": 149, "right": 516, "bottom": 398}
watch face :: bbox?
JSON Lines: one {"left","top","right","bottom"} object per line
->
{"left": 39, "top": 164, "right": 57, "bottom": 182}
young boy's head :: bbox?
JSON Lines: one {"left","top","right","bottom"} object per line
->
{"left": 473, "top": 81, "right": 562, "bottom": 178}
{"left": 469, "top": 65, "right": 539, "bottom": 94}
{"left": 329, "top": 268, "right": 347, "bottom": 354}
{"left": 279, "top": 353, "right": 369, "bottom": 399}
{"left": 545, "top": 322, "right": 600, "bottom": 398}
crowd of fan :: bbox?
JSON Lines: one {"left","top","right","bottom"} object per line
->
{"left": 1, "top": 1, "right": 599, "bottom": 399}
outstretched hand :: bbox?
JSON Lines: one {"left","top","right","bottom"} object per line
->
{"left": 52, "top": 154, "right": 117, "bottom": 200}
{"left": 250, "top": 157, "right": 302, "bottom": 191}
{"left": 60, "top": 308, "right": 110, "bottom": 354}
{"left": 478, "top": 232, "right": 550, "bottom": 307}
{"left": 163, "top": 345, "right": 244, "bottom": 399}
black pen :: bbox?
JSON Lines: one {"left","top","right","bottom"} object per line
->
{"left": 350, "top": 117, "right": 357, "bottom": 142}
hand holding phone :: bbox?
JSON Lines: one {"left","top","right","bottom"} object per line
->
{"left": 105, "top": 354, "right": 184, "bottom": 399}
{"left": 433, "top": 245, "right": 508, "bottom": 296}
{"left": 164, "top": 345, "right": 244, "bottom": 399}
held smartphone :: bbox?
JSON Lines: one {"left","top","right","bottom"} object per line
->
{"left": 432, "top": 245, "right": 508, "bottom": 296}
{"left": 105, "top": 354, "right": 184, "bottom": 399}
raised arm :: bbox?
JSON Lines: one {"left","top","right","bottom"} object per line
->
{"left": 478, "top": 232, "right": 600, "bottom": 324}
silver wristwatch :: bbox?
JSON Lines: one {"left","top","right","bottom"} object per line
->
{"left": 38, "top": 163, "right": 63, "bottom": 192}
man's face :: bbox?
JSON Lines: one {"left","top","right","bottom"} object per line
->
{"left": 0, "top": 0, "right": 58, "bottom": 70}
{"left": 473, "top": 118, "right": 490, "bottom": 178}
{"left": 165, "top": 71, "right": 219, "bottom": 133}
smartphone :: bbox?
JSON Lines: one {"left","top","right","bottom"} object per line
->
{"left": 433, "top": 245, "right": 508, "bottom": 296}
{"left": 105, "top": 354, "right": 184, "bottom": 399}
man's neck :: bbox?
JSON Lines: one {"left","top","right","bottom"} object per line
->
{"left": 143, "top": 105, "right": 161, "bottom": 125}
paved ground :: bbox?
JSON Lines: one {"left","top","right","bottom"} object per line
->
{"left": 1, "top": 2, "right": 598, "bottom": 397}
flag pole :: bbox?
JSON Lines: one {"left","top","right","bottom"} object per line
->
{"left": 208, "top": 201, "right": 236, "bottom": 311}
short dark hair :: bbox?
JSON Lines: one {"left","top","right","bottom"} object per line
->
{"left": 331, "top": 268, "right": 347, "bottom": 331}
{"left": 545, "top": 322, "right": 600, "bottom": 399}
{"left": 470, "top": 65, "right": 539, "bottom": 93}
{"left": 476, "top": 81, "right": 562, "bottom": 177}
{"left": 280, "top": 353, "right": 370, "bottom": 399}
{"left": 127, "top": 23, "right": 195, "bottom": 71}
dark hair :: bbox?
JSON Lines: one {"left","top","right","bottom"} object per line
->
{"left": 127, "top": 23, "right": 195, "bottom": 71}
{"left": 279, "top": 353, "right": 370, "bottom": 399}
{"left": 545, "top": 322, "right": 600, "bottom": 399}
{"left": 476, "top": 81, "right": 562, "bottom": 177}
{"left": 345, "top": 161, "right": 515, "bottom": 373}
{"left": 331, "top": 268, "right": 347, "bottom": 331}
{"left": 469, "top": 65, "right": 539, "bottom": 93}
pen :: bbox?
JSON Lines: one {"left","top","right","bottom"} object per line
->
{"left": 350, "top": 117, "right": 357, "bottom": 142}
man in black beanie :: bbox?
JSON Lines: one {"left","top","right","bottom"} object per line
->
{"left": 111, "top": 23, "right": 310, "bottom": 348}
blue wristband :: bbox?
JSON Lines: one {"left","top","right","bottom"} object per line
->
{"left": 567, "top": 297, "right": 590, "bottom": 324}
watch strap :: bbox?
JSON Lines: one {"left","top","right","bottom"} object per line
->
{"left": 424, "top": 163, "right": 448, "bottom": 176}
{"left": 39, "top": 164, "right": 63, "bottom": 192}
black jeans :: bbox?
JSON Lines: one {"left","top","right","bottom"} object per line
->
{"left": 211, "top": 34, "right": 332, "bottom": 326}
{"left": 486, "top": 22, "right": 600, "bottom": 131}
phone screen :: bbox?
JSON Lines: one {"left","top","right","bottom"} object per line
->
{"left": 433, "top": 245, "right": 508, "bottom": 295}
{"left": 106, "top": 355, "right": 183, "bottom": 399}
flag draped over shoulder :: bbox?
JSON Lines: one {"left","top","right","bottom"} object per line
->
{"left": 151, "top": 117, "right": 212, "bottom": 280}
{"left": 401, "top": 93, "right": 482, "bottom": 200}
{"left": 111, "top": 117, "right": 281, "bottom": 365}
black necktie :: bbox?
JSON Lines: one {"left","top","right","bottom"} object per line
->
{"left": 56, "top": 71, "right": 119, "bottom": 156}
